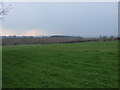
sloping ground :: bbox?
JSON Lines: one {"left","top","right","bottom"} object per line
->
{"left": 2, "top": 37, "right": 113, "bottom": 45}
{"left": 2, "top": 41, "right": 118, "bottom": 88}
{"left": 2, "top": 37, "right": 78, "bottom": 45}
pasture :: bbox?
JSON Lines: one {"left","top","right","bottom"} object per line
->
{"left": 2, "top": 41, "right": 118, "bottom": 88}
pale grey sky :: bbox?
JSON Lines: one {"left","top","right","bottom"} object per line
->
{"left": 2, "top": 2, "right": 118, "bottom": 37}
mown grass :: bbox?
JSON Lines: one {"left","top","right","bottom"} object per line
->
{"left": 2, "top": 41, "right": 118, "bottom": 88}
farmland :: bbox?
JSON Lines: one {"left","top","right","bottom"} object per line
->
{"left": 2, "top": 36, "right": 117, "bottom": 45}
{"left": 2, "top": 41, "right": 118, "bottom": 88}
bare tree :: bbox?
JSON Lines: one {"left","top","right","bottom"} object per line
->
{"left": 0, "top": 2, "right": 12, "bottom": 22}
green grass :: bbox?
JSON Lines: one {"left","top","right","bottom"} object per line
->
{"left": 2, "top": 41, "right": 118, "bottom": 88}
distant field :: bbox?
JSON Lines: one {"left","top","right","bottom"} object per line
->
{"left": 3, "top": 41, "right": 118, "bottom": 88}
{"left": 2, "top": 37, "right": 116, "bottom": 45}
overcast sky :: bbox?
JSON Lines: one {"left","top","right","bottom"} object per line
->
{"left": 2, "top": 2, "right": 118, "bottom": 37}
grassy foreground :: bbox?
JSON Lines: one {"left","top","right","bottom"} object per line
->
{"left": 2, "top": 41, "right": 118, "bottom": 88}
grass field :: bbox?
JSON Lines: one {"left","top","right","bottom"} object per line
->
{"left": 2, "top": 41, "right": 118, "bottom": 88}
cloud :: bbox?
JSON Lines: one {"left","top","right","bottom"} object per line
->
{"left": 1, "top": 29, "right": 49, "bottom": 36}
{"left": 24, "top": 29, "right": 48, "bottom": 36}
{"left": 2, "top": 29, "right": 17, "bottom": 36}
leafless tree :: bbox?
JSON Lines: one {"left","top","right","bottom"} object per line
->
{"left": 0, "top": 2, "right": 12, "bottom": 22}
